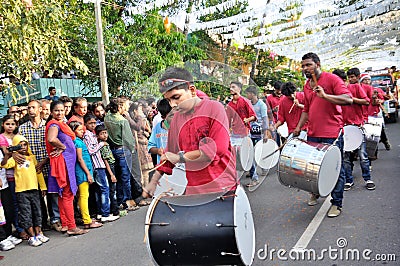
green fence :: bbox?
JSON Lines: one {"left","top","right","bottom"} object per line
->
{"left": 0, "top": 78, "right": 101, "bottom": 116}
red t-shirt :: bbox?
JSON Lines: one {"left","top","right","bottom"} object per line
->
{"left": 267, "top": 94, "right": 282, "bottom": 122}
{"left": 342, "top": 83, "right": 369, "bottom": 125}
{"left": 159, "top": 99, "right": 237, "bottom": 195}
{"left": 360, "top": 84, "right": 373, "bottom": 121}
{"left": 226, "top": 96, "right": 256, "bottom": 136}
{"left": 303, "top": 72, "right": 351, "bottom": 138}
{"left": 367, "top": 87, "right": 385, "bottom": 116}
{"left": 278, "top": 92, "right": 307, "bottom": 133}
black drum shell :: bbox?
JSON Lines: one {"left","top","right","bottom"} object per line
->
{"left": 148, "top": 196, "right": 243, "bottom": 266}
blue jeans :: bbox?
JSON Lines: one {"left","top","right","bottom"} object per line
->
{"left": 343, "top": 135, "right": 371, "bottom": 184}
{"left": 112, "top": 148, "right": 132, "bottom": 207}
{"left": 249, "top": 136, "right": 262, "bottom": 181}
{"left": 47, "top": 193, "right": 60, "bottom": 224}
{"left": 94, "top": 168, "right": 110, "bottom": 217}
{"left": 308, "top": 135, "right": 345, "bottom": 208}
{"left": 7, "top": 181, "right": 24, "bottom": 233}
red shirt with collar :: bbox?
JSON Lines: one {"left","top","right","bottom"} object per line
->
{"left": 226, "top": 96, "right": 256, "bottom": 136}
{"left": 303, "top": 72, "right": 352, "bottom": 138}
{"left": 278, "top": 92, "right": 307, "bottom": 133}
{"left": 342, "top": 83, "right": 369, "bottom": 125}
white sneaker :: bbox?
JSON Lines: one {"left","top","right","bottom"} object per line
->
{"left": 36, "top": 233, "right": 50, "bottom": 243}
{"left": 101, "top": 214, "right": 120, "bottom": 223}
{"left": 6, "top": 235, "right": 22, "bottom": 245}
{"left": 0, "top": 239, "right": 15, "bottom": 251}
{"left": 28, "top": 236, "right": 42, "bottom": 247}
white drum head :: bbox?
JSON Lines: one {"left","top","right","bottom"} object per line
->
{"left": 287, "top": 131, "right": 307, "bottom": 141}
{"left": 154, "top": 166, "right": 187, "bottom": 197}
{"left": 343, "top": 125, "right": 363, "bottom": 151}
{"left": 254, "top": 139, "right": 279, "bottom": 170}
{"left": 363, "top": 123, "right": 382, "bottom": 138}
{"left": 234, "top": 186, "right": 255, "bottom": 266}
{"left": 277, "top": 122, "right": 289, "bottom": 138}
{"left": 318, "top": 145, "right": 341, "bottom": 197}
{"left": 239, "top": 137, "right": 254, "bottom": 172}
{"left": 367, "top": 116, "right": 384, "bottom": 127}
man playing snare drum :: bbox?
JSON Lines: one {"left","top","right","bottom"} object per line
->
{"left": 340, "top": 68, "right": 376, "bottom": 191}
{"left": 293, "top": 53, "right": 353, "bottom": 218}
{"left": 142, "top": 67, "right": 237, "bottom": 197}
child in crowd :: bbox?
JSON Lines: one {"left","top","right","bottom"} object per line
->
{"left": 0, "top": 115, "right": 28, "bottom": 240}
{"left": 1, "top": 135, "right": 49, "bottom": 247}
{"left": 148, "top": 98, "right": 173, "bottom": 164}
{"left": 84, "top": 114, "right": 118, "bottom": 223}
{"left": 0, "top": 150, "right": 22, "bottom": 251}
{"left": 95, "top": 125, "right": 119, "bottom": 217}
{"left": 68, "top": 97, "right": 88, "bottom": 126}
{"left": 69, "top": 121, "right": 102, "bottom": 230}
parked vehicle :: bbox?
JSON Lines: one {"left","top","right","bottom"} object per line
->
{"left": 369, "top": 70, "right": 398, "bottom": 123}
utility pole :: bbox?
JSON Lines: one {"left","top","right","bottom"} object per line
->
{"left": 84, "top": 0, "right": 109, "bottom": 105}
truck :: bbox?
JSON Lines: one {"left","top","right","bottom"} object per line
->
{"left": 369, "top": 69, "right": 398, "bottom": 123}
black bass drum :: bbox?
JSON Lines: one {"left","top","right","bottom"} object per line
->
{"left": 144, "top": 185, "right": 255, "bottom": 265}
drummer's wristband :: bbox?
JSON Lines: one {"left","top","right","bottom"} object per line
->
{"left": 178, "top": 151, "right": 186, "bottom": 163}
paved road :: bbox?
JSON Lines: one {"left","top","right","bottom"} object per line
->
{"left": 2, "top": 121, "right": 399, "bottom": 266}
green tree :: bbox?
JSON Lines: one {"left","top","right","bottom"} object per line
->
{"left": 0, "top": 0, "right": 88, "bottom": 85}
{"left": 67, "top": 3, "right": 206, "bottom": 97}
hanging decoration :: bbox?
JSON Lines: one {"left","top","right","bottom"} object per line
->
{"left": 123, "top": 0, "right": 399, "bottom": 68}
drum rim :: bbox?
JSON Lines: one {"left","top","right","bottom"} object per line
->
{"left": 144, "top": 197, "right": 160, "bottom": 266}
{"left": 343, "top": 125, "right": 363, "bottom": 152}
{"left": 317, "top": 144, "right": 341, "bottom": 197}
{"left": 233, "top": 185, "right": 255, "bottom": 266}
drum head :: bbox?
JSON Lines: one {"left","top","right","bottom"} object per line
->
{"left": 363, "top": 123, "right": 382, "bottom": 138}
{"left": 277, "top": 122, "right": 289, "bottom": 138}
{"left": 154, "top": 166, "right": 187, "bottom": 197}
{"left": 287, "top": 131, "right": 307, "bottom": 141}
{"left": 318, "top": 145, "right": 341, "bottom": 197}
{"left": 368, "top": 116, "right": 384, "bottom": 127}
{"left": 343, "top": 125, "right": 363, "bottom": 151}
{"left": 254, "top": 139, "right": 279, "bottom": 170}
{"left": 239, "top": 137, "right": 254, "bottom": 172}
{"left": 234, "top": 186, "right": 255, "bottom": 266}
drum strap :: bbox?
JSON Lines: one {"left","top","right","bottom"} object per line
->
{"left": 332, "top": 128, "right": 343, "bottom": 146}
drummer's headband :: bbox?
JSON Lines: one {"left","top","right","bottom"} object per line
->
{"left": 159, "top": 78, "right": 193, "bottom": 93}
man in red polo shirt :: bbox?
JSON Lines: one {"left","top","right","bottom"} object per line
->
{"left": 226, "top": 81, "right": 256, "bottom": 137}
{"left": 275, "top": 82, "right": 306, "bottom": 134}
{"left": 267, "top": 81, "right": 283, "bottom": 123}
{"left": 293, "top": 53, "right": 353, "bottom": 218}
{"left": 334, "top": 68, "right": 375, "bottom": 191}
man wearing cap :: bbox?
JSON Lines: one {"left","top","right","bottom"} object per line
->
{"left": 353, "top": 69, "right": 391, "bottom": 151}
{"left": 142, "top": 67, "right": 237, "bottom": 196}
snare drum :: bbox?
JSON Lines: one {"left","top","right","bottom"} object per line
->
{"left": 254, "top": 139, "right": 280, "bottom": 170}
{"left": 231, "top": 136, "right": 254, "bottom": 172}
{"left": 277, "top": 122, "right": 289, "bottom": 138}
{"left": 154, "top": 166, "right": 187, "bottom": 197}
{"left": 343, "top": 125, "right": 363, "bottom": 151}
{"left": 363, "top": 123, "right": 381, "bottom": 158}
{"left": 278, "top": 138, "right": 341, "bottom": 197}
{"left": 145, "top": 186, "right": 255, "bottom": 266}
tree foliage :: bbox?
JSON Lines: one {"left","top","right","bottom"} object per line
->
{"left": 67, "top": 3, "right": 206, "bottom": 97}
{"left": 0, "top": 0, "right": 88, "bottom": 83}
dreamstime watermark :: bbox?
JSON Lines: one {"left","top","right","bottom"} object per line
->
{"left": 257, "top": 237, "right": 397, "bottom": 262}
